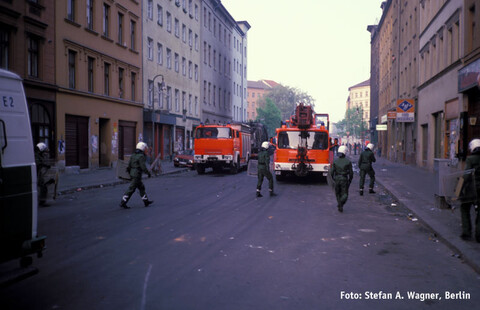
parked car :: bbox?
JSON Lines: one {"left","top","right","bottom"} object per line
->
{"left": 174, "top": 149, "right": 195, "bottom": 169}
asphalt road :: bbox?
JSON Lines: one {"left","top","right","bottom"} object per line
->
{"left": 1, "top": 169, "right": 480, "bottom": 310}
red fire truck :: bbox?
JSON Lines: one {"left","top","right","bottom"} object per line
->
{"left": 194, "top": 123, "right": 251, "bottom": 174}
{"left": 274, "top": 103, "right": 331, "bottom": 180}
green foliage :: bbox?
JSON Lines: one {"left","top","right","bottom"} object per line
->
{"left": 258, "top": 84, "right": 315, "bottom": 121}
{"left": 336, "top": 107, "right": 368, "bottom": 138}
{"left": 256, "top": 98, "right": 282, "bottom": 137}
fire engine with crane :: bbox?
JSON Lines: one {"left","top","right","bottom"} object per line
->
{"left": 194, "top": 123, "right": 251, "bottom": 174}
{"left": 273, "top": 103, "right": 332, "bottom": 181}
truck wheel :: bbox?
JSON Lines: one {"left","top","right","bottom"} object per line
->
{"left": 196, "top": 164, "right": 205, "bottom": 175}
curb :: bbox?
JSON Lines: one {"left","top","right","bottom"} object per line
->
{"left": 57, "top": 168, "right": 190, "bottom": 196}
{"left": 373, "top": 174, "right": 480, "bottom": 274}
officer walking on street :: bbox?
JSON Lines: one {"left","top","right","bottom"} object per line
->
{"left": 256, "top": 141, "right": 276, "bottom": 197}
{"left": 35, "top": 142, "right": 53, "bottom": 206}
{"left": 359, "top": 143, "right": 376, "bottom": 196}
{"left": 120, "top": 142, "right": 154, "bottom": 209}
{"left": 460, "top": 139, "right": 480, "bottom": 242}
{"left": 331, "top": 145, "right": 353, "bottom": 212}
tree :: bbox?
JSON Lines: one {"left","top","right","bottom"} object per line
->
{"left": 336, "top": 107, "right": 368, "bottom": 140}
{"left": 258, "top": 84, "right": 315, "bottom": 121}
{"left": 256, "top": 98, "right": 282, "bottom": 137}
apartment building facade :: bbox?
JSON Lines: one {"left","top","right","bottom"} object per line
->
{"left": 143, "top": 0, "right": 201, "bottom": 160}
{"left": 246, "top": 79, "right": 278, "bottom": 121}
{"left": 200, "top": 0, "right": 248, "bottom": 125}
{"left": 231, "top": 21, "right": 250, "bottom": 122}
{"left": 55, "top": 0, "right": 143, "bottom": 169}
{"left": 0, "top": 0, "right": 56, "bottom": 160}
{"left": 371, "top": 0, "right": 480, "bottom": 171}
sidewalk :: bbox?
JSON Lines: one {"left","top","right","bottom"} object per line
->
{"left": 349, "top": 153, "right": 480, "bottom": 273}
{"left": 56, "top": 160, "right": 189, "bottom": 195}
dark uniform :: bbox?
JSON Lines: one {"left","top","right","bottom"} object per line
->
{"left": 331, "top": 155, "right": 353, "bottom": 212}
{"left": 120, "top": 149, "right": 153, "bottom": 208}
{"left": 460, "top": 150, "right": 480, "bottom": 242}
{"left": 358, "top": 148, "right": 376, "bottom": 194}
{"left": 256, "top": 148, "right": 274, "bottom": 197}
{"left": 35, "top": 146, "right": 50, "bottom": 205}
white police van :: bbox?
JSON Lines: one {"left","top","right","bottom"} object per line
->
{"left": 0, "top": 69, "right": 46, "bottom": 284}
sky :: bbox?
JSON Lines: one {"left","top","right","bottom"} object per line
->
{"left": 221, "top": 0, "right": 384, "bottom": 123}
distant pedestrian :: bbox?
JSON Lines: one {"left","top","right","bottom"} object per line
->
{"left": 256, "top": 141, "right": 276, "bottom": 197}
{"left": 331, "top": 145, "right": 353, "bottom": 212}
{"left": 460, "top": 139, "right": 480, "bottom": 242}
{"left": 120, "top": 142, "right": 154, "bottom": 209}
{"left": 359, "top": 143, "right": 376, "bottom": 195}
{"left": 35, "top": 142, "right": 52, "bottom": 206}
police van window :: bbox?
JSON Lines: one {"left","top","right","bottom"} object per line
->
{"left": 196, "top": 127, "right": 231, "bottom": 138}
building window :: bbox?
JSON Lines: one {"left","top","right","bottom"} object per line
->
{"left": 67, "top": 0, "right": 75, "bottom": 21}
{"left": 182, "top": 57, "right": 186, "bottom": 76}
{"left": 188, "top": 29, "right": 193, "bottom": 47}
{"left": 147, "top": 37, "right": 153, "bottom": 60}
{"left": 189, "top": 94, "right": 192, "bottom": 114}
{"left": 87, "top": 56, "right": 94, "bottom": 92}
{"left": 131, "top": 71, "right": 136, "bottom": 101}
{"left": 86, "top": 0, "right": 94, "bottom": 30}
{"left": 166, "top": 12, "right": 171, "bottom": 32}
{"left": 182, "top": 24, "right": 186, "bottom": 43}
{"left": 67, "top": 50, "right": 76, "bottom": 89}
{"left": 0, "top": 29, "right": 9, "bottom": 69}
{"left": 195, "top": 96, "right": 198, "bottom": 115}
{"left": 195, "top": 34, "right": 198, "bottom": 51}
{"left": 167, "top": 86, "right": 172, "bottom": 109}
{"left": 130, "top": 20, "right": 136, "bottom": 50}
{"left": 175, "top": 89, "right": 179, "bottom": 111}
{"left": 188, "top": 61, "right": 192, "bottom": 79}
{"left": 195, "top": 4, "right": 198, "bottom": 20}
{"left": 103, "top": 4, "right": 110, "bottom": 37}
{"left": 174, "top": 53, "right": 179, "bottom": 72}
{"left": 175, "top": 19, "right": 179, "bottom": 37}
{"left": 118, "top": 67, "right": 124, "bottom": 98}
{"left": 104, "top": 62, "right": 110, "bottom": 95}
{"left": 182, "top": 91, "right": 186, "bottom": 112}
{"left": 28, "top": 37, "right": 39, "bottom": 78}
{"left": 118, "top": 13, "right": 124, "bottom": 44}
{"left": 157, "top": 43, "right": 163, "bottom": 65}
{"left": 157, "top": 5, "right": 163, "bottom": 26}
{"left": 194, "top": 64, "right": 198, "bottom": 81}
{"left": 147, "top": 0, "right": 153, "bottom": 20}
{"left": 166, "top": 48, "right": 171, "bottom": 69}
{"left": 148, "top": 80, "right": 154, "bottom": 107}
{"left": 158, "top": 82, "right": 164, "bottom": 108}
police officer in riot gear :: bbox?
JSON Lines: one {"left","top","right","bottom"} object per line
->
{"left": 331, "top": 145, "right": 353, "bottom": 212}
{"left": 35, "top": 142, "right": 51, "bottom": 206}
{"left": 359, "top": 143, "right": 376, "bottom": 195}
{"left": 120, "top": 142, "right": 154, "bottom": 209}
{"left": 460, "top": 139, "right": 480, "bottom": 242}
{"left": 256, "top": 141, "right": 276, "bottom": 197}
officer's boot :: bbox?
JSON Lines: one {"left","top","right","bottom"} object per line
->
{"left": 142, "top": 195, "right": 154, "bottom": 207}
{"left": 120, "top": 195, "right": 131, "bottom": 209}
{"left": 256, "top": 190, "right": 263, "bottom": 198}
{"left": 269, "top": 189, "right": 277, "bottom": 197}
{"left": 359, "top": 188, "right": 364, "bottom": 196}
{"left": 369, "top": 188, "right": 376, "bottom": 194}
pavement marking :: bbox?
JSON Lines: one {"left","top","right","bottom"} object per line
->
{"left": 141, "top": 264, "right": 153, "bottom": 310}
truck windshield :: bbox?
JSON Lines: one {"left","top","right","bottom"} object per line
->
{"left": 195, "top": 127, "right": 232, "bottom": 139}
{"left": 278, "top": 131, "right": 328, "bottom": 150}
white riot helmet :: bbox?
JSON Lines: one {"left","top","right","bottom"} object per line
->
{"left": 136, "top": 142, "right": 148, "bottom": 152}
{"left": 367, "top": 143, "right": 374, "bottom": 150}
{"left": 261, "top": 141, "right": 269, "bottom": 149}
{"left": 338, "top": 145, "right": 347, "bottom": 155}
{"left": 469, "top": 139, "right": 480, "bottom": 153}
{"left": 36, "top": 142, "right": 47, "bottom": 152}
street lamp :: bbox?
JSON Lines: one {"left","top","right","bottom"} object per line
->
{"left": 151, "top": 74, "right": 165, "bottom": 158}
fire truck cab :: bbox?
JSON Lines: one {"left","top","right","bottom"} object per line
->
{"left": 274, "top": 103, "right": 331, "bottom": 180}
{"left": 194, "top": 123, "right": 251, "bottom": 174}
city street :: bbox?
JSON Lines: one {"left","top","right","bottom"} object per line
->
{"left": 1, "top": 169, "right": 480, "bottom": 310}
